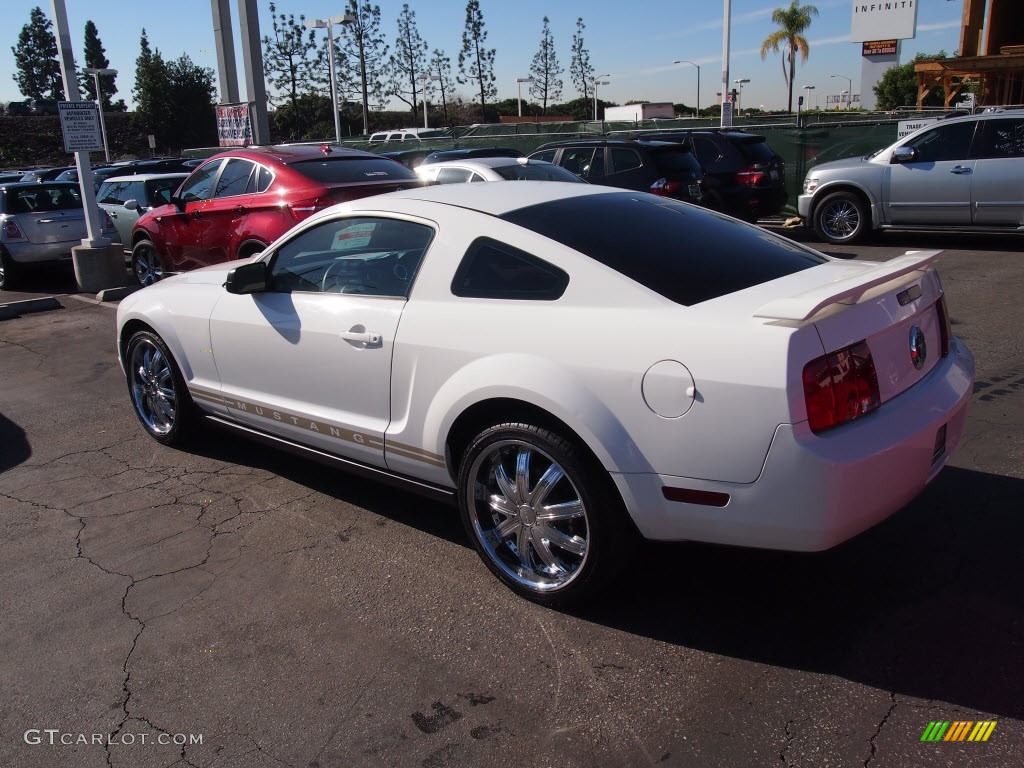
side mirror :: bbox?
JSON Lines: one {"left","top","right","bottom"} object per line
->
{"left": 225, "top": 260, "right": 269, "bottom": 295}
{"left": 124, "top": 199, "right": 139, "bottom": 211}
{"left": 170, "top": 194, "right": 185, "bottom": 210}
{"left": 891, "top": 146, "right": 918, "bottom": 164}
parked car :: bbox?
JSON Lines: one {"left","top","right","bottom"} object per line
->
{"left": 378, "top": 148, "right": 436, "bottom": 168}
{"left": 420, "top": 147, "right": 524, "bottom": 165}
{"left": 638, "top": 130, "right": 787, "bottom": 220}
{"left": 5, "top": 101, "right": 32, "bottom": 116}
{"left": 0, "top": 171, "right": 26, "bottom": 184}
{"left": 799, "top": 109, "right": 1024, "bottom": 244}
{"left": 116, "top": 182, "right": 973, "bottom": 605}
{"left": 415, "top": 157, "right": 588, "bottom": 184}
{"left": 0, "top": 181, "right": 118, "bottom": 290}
{"left": 527, "top": 139, "right": 705, "bottom": 205}
{"left": 368, "top": 127, "right": 450, "bottom": 144}
{"left": 60, "top": 160, "right": 195, "bottom": 192}
{"left": 129, "top": 144, "right": 424, "bottom": 285}
{"left": 97, "top": 173, "right": 188, "bottom": 268}
{"left": 28, "top": 99, "right": 59, "bottom": 116}
{"left": 20, "top": 167, "right": 72, "bottom": 183}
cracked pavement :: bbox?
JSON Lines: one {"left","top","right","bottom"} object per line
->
{"left": 2, "top": 231, "right": 1023, "bottom": 768}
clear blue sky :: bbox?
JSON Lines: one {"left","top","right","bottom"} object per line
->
{"left": 1, "top": 0, "right": 962, "bottom": 112}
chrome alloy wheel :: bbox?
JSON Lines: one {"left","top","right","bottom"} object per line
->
{"left": 820, "top": 198, "right": 861, "bottom": 241}
{"left": 133, "top": 243, "right": 164, "bottom": 286}
{"left": 466, "top": 440, "right": 590, "bottom": 593}
{"left": 129, "top": 338, "right": 177, "bottom": 435}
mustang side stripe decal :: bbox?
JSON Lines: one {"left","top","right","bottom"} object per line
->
{"left": 188, "top": 386, "right": 445, "bottom": 468}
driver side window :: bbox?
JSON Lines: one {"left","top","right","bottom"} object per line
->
{"left": 904, "top": 122, "right": 976, "bottom": 163}
{"left": 268, "top": 217, "right": 434, "bottom": 297}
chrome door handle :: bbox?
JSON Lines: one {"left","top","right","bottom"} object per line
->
{"left": 339, "top": 330, "right": 382, "bottom": 345}
{"left": 234, "top": 205, "right": 246, "bottom": 213}
{"left": 950, "top": 166, "right": 972, "bottom": 175}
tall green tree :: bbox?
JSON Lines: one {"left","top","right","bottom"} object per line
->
{"left": 81, "top": 20, "right": 117, "bottom": 107}
{"left": 386, "top": 4, "right": 429, "bottom": 117}
{"left": 341, "top": 0, "right": 390, "bottom": 133}
{"left": 873, "top": 52, "right": 947, "bottom": 110}
{"left": 457, "top": 0, "right": 496, "bottom": 120}
{"left": 133, "top": 29, "right": 171, "bottom": 136}
{"left": 760, "top": 1, "right": 818, "bottom": 114}
{"left": 261, "top": 2, "right": 321, "bottom": 111}
{"left": 529, "top": 16, "right": 563, "bottom": 115}
{"left": 569, "top": 17, "right": 594, "bottom": 103}
{"left": 11, "top": 6, "right": 63, "bottom": 100}
{"left": 429, "top": 48, "right": 456, "bottom": 128}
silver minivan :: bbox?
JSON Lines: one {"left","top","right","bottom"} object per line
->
{"left": 798, "top": 110, "right": 1024, "bottom": 244}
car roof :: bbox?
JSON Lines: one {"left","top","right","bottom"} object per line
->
{"left": 336, "top": 179, "right": 614, "bottom": 218}
{"left": 424, "top": 157, "right": 555, "bottom": 171}
{"left": 100, "top": 173, "right": 189, "bottom": 183}
{"left": 209, "top": 144, "right": 382, "bottom": 165}
{"left": 0, "top": 181, "right": 77, "bottom": 190}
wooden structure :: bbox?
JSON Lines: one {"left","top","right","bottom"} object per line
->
{"left": 915, "top": 0, "right": 1024, "bottom": 108}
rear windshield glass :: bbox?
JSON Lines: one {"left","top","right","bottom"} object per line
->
{"left": 733, "top": 137, "right": 777, "bottom": 164}
{"left": 7, "top": 185, "right": 82, "bottom": 213}
{"left": 500, "top": 192, "right": 826, "bottom": 306}
{"left": 646, "top": 146, "right": 701, "bottom": 174}
{"left": 291, "top": 158, "right": 418, "bottom": 183}
{"left": 493, "top": 163, "right": 586, "bottom": 182}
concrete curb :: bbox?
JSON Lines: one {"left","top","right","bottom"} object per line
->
{"left": 0, "top": 297, "right": 63, "bottom": 321}
{"left": 97, "top": 285, "right": 141, "bottom": 302}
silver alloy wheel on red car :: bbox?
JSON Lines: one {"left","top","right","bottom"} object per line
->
{"left": 132, "top": 240, "right": 164, "bottom": 286}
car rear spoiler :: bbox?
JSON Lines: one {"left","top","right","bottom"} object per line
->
{"left": 753, "top": 250, "right": 941, "bottom": 321}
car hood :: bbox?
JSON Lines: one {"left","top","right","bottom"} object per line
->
{"left": 806, "top": 154, "right": 876, "bottom": 175}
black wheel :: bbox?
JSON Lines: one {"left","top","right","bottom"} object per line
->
{"left": 124, "top": 330, "right": 198, "bottom": 445}
{"left": 813, "top": 191, "right": 870, "bottom": 245}
{"left": 132, "top": 239, "right": 165, "bottom": 286}
{"left": 457, "top": 422, "right": 636, "bottom": 606}
{"left": 0, "top": 249, "right": 17, "bottom": 290}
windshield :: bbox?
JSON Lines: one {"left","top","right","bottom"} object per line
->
{"left": 493, "top": 163, "right": 587, "bottom": 182}
{"left": 292, "top": 158, "right": 418, "bottom": 183}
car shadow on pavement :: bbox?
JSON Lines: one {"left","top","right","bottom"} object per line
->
{"left": 581, "top": 465, "right": 1024, "bottom": 721}
{"left": 0, "top": 412, "right": 31, "bottom": 471}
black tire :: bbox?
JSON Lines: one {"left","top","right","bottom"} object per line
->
{"left": 124, "top": 330, "right": 198, "bottom": 446}
{"left": 0, "top": 248, "right": 17, "bottom": 290}
{"left": 457, "top": 422, "right": 637, "bottom": 606}
{"left": 132, "top": 239, "right": 165, "bottom": 286}
{"left": 813, "top": 190, "right": 870, "bottom": 245}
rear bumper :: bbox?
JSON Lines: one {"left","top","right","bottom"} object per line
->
{"left": 613, "top": 337, "right": 975, "bottom": 550}
{"left": 2, "top": 240, "right": 77, "bottom": 264}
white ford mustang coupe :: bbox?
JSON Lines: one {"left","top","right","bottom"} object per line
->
{"left": 117, "top": 182, "right": 974, "bottom": 605}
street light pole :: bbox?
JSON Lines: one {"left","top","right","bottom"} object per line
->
{"left": 673, "top": 60, "right": 700, "bottom": 118}
{"left": 83, "top": 67, "right": 117, "bottom": 163}
{"left": 829, "top": 73, "right": 852, "bottom": 109}
{"left": 593, "top": 74, "right": 610, "bottom": 121}
{"left": 418, "top": 74, "right": 441, "bottom": 128}
{"left": 516, "top": 77, "right": 534, "bottom": 117}
{"left": 305, "top": 14, "right": 355, "bottom": 145}
{"left": 802, "top": 84, "right": 816, "bottom": 110}
{"left": 734, "top": 78, "right": 750, "bottom": 111}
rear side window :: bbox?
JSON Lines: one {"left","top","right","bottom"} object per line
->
{"left": 452, "top": 237, "right": 569, "bottom": 300}
{"left": 976, "top": 118, "right": 1024, "bottom": 159}
{"left": 500, "top": 192, "right": 825, "bottom": 306}
{"left": 291, "top": 158, "right": 418, "bottom": 183}
{"left": 215, "top": 158, "right": 255, "bottom": 198}
{"left": 611, "top": 148, "right": 642, "bottom": 172}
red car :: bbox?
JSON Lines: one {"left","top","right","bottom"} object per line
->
{"left": 129, "top": 145, "right": 424, "bottom": 285}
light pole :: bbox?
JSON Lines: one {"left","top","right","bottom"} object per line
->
{"left": 830, "top": 73, "right": 852, "bottom": 109}
{"left": 83, "top": 67, "right": 117, "bottom": 163}
{"left": 418, "top": 73, "right": 441, "bottom": 128}
{"left": 673, "top": 60, "right": 700, "bottom": 118}
{"left": 802, "top": 84, "right": 816, "bottom": 110}
{"left": 515, "top": 77, "right": 534, "bottom": 117}
{"left": 593, "top": 74, "right": 610, "bottom": 121}
{"left": 305, "top": 14, "right": 355, "bottom": 145}
{"left": 734, "top": 78, "right": 750, "bottom": 112}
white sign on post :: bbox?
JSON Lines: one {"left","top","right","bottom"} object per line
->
{"left": 58, "top": 101, "right": 104, "bottom": 153}
{"left": 721, "top": 100, "right": 733, "bottom": 128}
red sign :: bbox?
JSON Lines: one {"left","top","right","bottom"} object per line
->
{"left": 862, "top": 39, "right": 898, "bottom": 57}
{"left": 215, "top": 103, "right": 253, "bottom": 147}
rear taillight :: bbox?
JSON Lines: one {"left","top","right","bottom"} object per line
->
{"left": 802, "top": 341, "right": 880, "bottom": 434}
{"left": 100, "top": 209, "right": 114, "bottom": 230}
{"left": 3, "top": 219, "right": 24, "bottom": 239}
{"left": 285, "top": 196, "right": 334, "bottom": 221}
{"left": 649, "top": 178, "right": 682, "bottom": 197}
{"left": 736, "top": 164, "right": 768, "bottom": 186}
{"left": 936, "top": 295, "right": 951, "bottom": 357}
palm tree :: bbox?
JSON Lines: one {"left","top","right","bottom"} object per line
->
{"left": 760, "top": 0, "right": 818, "bottom": 114}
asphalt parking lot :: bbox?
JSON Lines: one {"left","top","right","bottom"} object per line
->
{"left": 1, "top": 228, "right": 1022, "bottom": 768}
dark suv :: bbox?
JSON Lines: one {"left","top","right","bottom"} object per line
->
{"left": 527, "top": 139, "right": 704, "bottom": 205}
{"left": 638, "top": 131, "right": 786, "bottom": 220}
